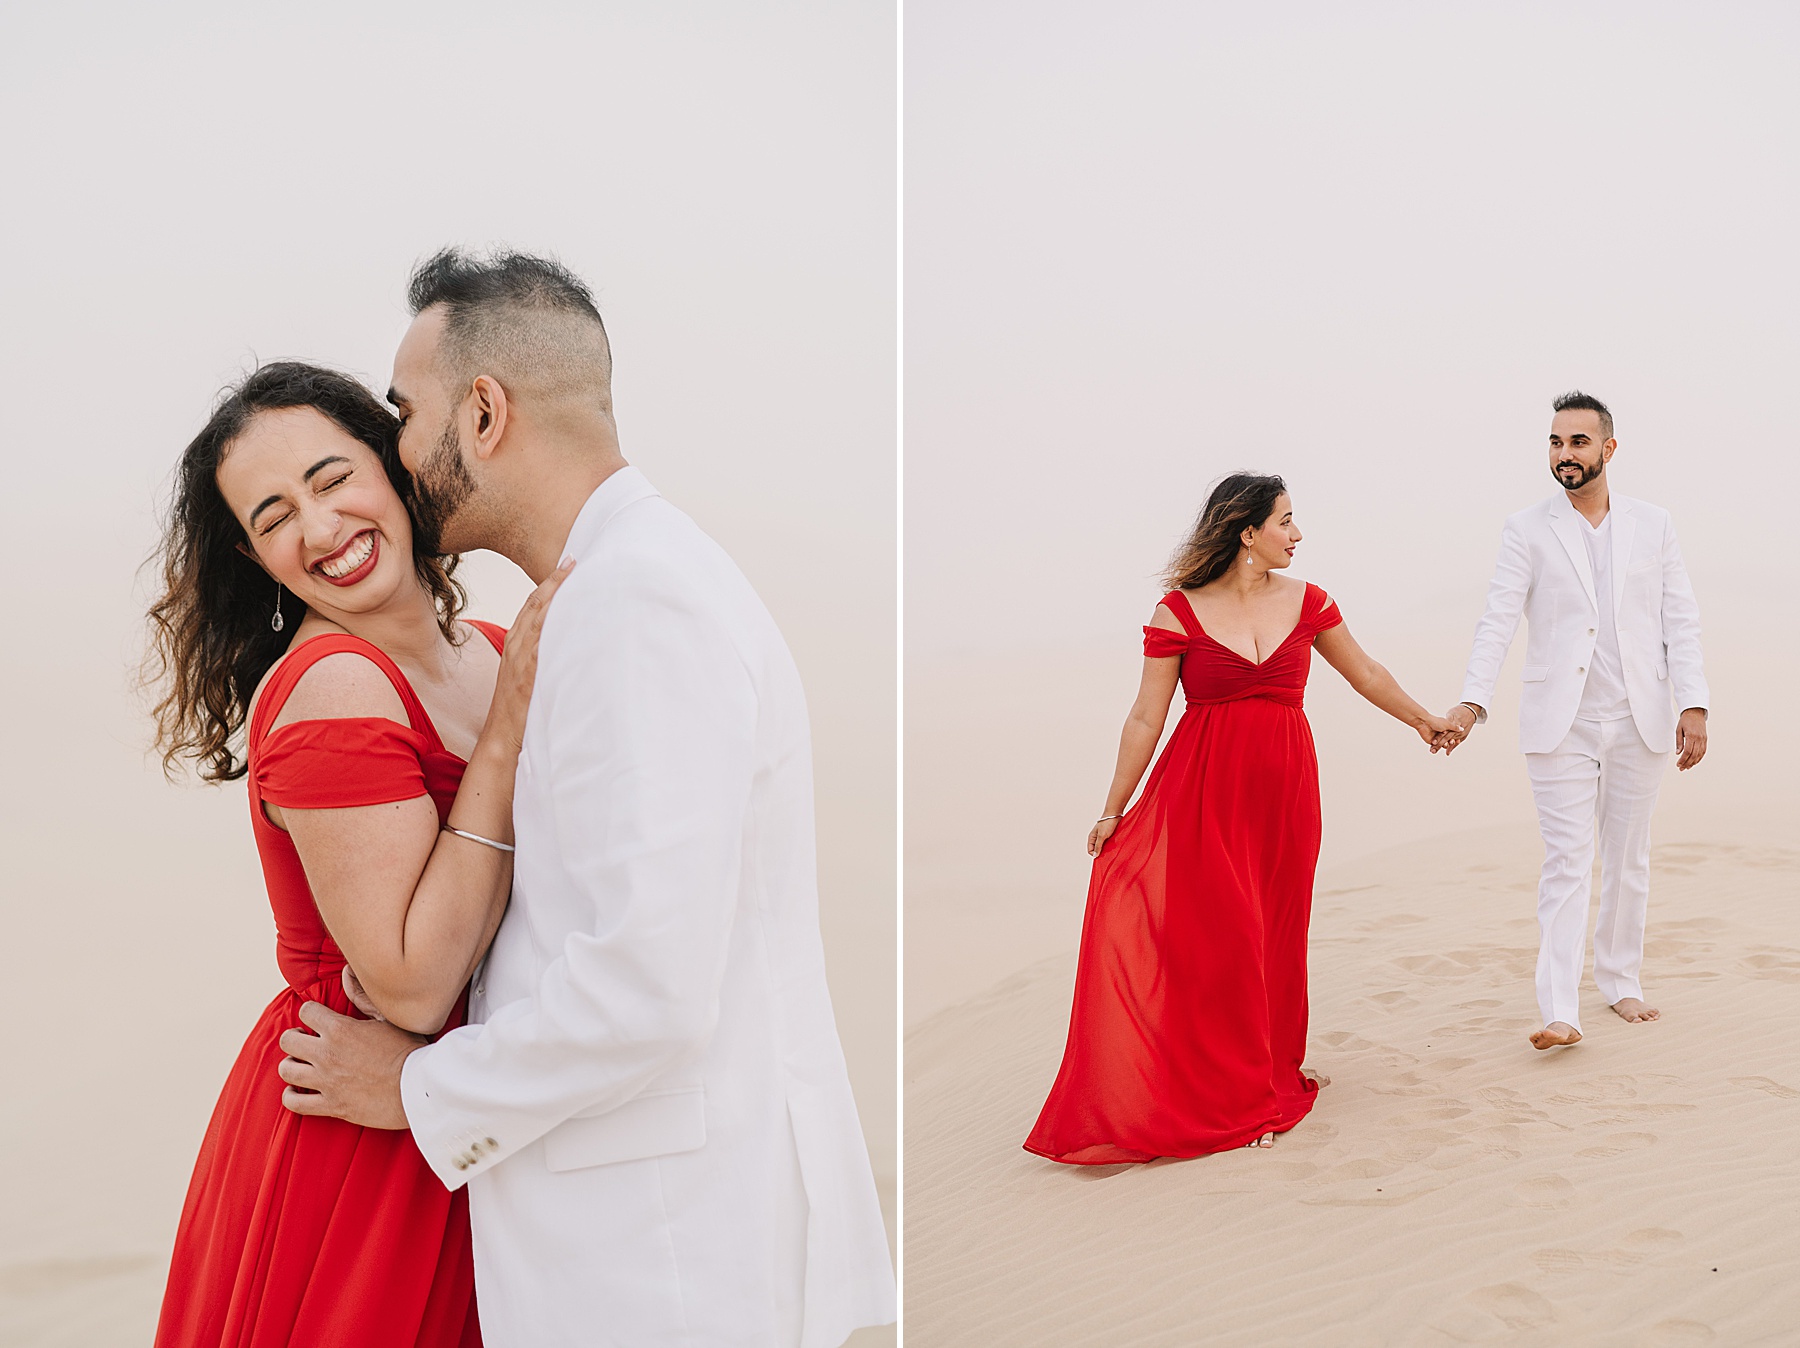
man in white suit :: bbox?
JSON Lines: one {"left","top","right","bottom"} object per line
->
{"left": 279, "top": 249, "right": 895, "bottom": 1345}
{"left": 1445, "top": 391, "right": 1709, "bottom": 1051}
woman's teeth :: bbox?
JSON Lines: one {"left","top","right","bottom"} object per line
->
{"left": 318, "top": 532, "right": 375, "bottom": 579}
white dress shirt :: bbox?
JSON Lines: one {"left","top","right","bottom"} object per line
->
{"left": 1575, "top": 511, "right": 1632, "bottom": 722}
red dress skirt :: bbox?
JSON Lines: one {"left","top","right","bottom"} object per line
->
{"left": 1025, "top": 585, "right": 1342, "bottom": 1164}
{"left": 155, "top": 623, "right": 504, "bottom": 1347}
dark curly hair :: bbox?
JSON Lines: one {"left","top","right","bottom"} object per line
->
{"left": 1162, "top": 473, "right": 1290, "bottom": 591}
{"left": 146, "top": 361, "right": 466, "bottom": 782}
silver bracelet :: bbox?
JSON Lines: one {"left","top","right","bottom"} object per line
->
{"left": 1096, "top": 814, "right": 1124, "bottom": 824}
{"left": 443, "top": 825, "right": 516, "bottom": 854}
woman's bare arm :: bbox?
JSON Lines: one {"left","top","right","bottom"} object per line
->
{"left": 1088, "top": 605, "right": 1183, "bottom": 855}
{"left": 273, "top": 661, "right": 517, "bottom": 1035}
{"left": 267, "top": 563, "right": 571, "bottom": 1034}
{"left": 1312, "top": 617, "right": 1456, "bottom": 748}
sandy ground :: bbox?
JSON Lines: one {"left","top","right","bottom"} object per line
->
{"left": 904, "top": 825, "right": 1800, "bottom": 1347}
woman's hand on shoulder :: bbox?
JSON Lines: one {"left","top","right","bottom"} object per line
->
{"left": 484, "top": 556, "right": 578, "bottom": 753}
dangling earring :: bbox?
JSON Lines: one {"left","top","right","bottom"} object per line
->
{"left": 271, "top": 582, "right": 285, "bottom": 633}
{"left": 1244, "top": 553, "right": 1255, "bottom": 566}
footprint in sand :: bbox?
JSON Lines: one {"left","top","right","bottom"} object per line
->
{"left": 1530, "top": 1247, "right": 1585, "bottom": 1274}
{"left": 1574, "top": 1131, "right": 1657, "bottom": 1159}
{"left": 1645, "top": 1320, "right": 1716, "bottom": 1347}
{"left": 1313, "top": 1030, "right": 1375, "bottom": 1051}
{"left": 1511, "top": 1174, "right": 1577, "bottom": 1209}
{"left": 1431, "top": 1016, "right": 1512, "bottom": 1036}
{"left": 1728, "top": 1076, "right": 1800, "bottom": 1099}
{"left": 1367, "top": 1071, "right": 1444, "bottom": 1098}
{"left": 1546, "top": 1074, "right": 1640, "bottom": 1106}
{"left": 1533, "top": 1244, "right": 1647, "bottom": 1272}
{"left": 1622, "top": 1227, "right": 1684, "bottom": 1248}
{"left": 1475, "top": 1086, "right": 1555, "bottom": 1125}
{"left": 1739, "top": 951, "right": 1800, "bottom": 982}
{"left": 1467, "top": 1283, "right": 1556, "bottom": 1330}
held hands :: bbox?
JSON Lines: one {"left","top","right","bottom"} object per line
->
{"left": 1422, "top": 704, "right": 1476, "bottom": 755}
{"left": 487, "top": 556, "right": 578, "bottom": 754}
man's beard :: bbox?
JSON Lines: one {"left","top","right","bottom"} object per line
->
{"left": 1552, "top": 458, "right": 1603, "bottom": 490}
{"left": 409, "top": 419, "right": 478, "bottom": 554}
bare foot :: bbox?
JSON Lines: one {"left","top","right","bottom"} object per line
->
{"left": 1301, "top": 1069, "right": 1331, "bottom": 1089}
{"left": 1246, "top": 1131, "right": 1276, "bottom": 1148}
{"left": 1530, "top": 1022, "right": 1582, "bottom": 1050}
{"left": 1611, "top": 997, "right": 1661, "bottom": 1023}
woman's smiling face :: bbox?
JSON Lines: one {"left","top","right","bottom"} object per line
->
{"left": 215, "top": 405, "right": 416, "bottom": 621}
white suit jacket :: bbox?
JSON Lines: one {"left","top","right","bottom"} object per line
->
{"left": 400, "top": 468, "right": 895, "bottom": 1347}
{"left": 1460, "top": 492, "right": 1709, "bottom": 755}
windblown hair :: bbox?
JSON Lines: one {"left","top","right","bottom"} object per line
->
{"left": 1162, "top": 473, "right": 1290, "bottom": 592}
{"left": 1552, "top": 389, "right": 1613, "bottom": 441}
{"left": 146, "top": 362, "right": 466, "bottom": 783}
{"left": 407, "top": 246, "right": 613, "bottom": 410}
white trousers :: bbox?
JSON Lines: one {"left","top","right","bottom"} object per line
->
{"left": 1524, "top": 716, "right": 1669, "bottom": 1032}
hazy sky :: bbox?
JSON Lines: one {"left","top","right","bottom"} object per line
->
{"left": 905, "top": 2, "right": 1800, "bottom": 1019}
{"left": 0, "top": 1, "right": 894, "bottom": 1273}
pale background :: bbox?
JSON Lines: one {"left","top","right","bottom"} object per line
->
{"left": 0, "top": 4, "right": 894, "bottom": 1344}
{"left": 906, "top": 0, "right": 1800, "bottom": 1024}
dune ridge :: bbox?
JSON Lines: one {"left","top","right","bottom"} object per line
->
{"left": 904, "top": 827, "right": 1800, "bottom": 1346}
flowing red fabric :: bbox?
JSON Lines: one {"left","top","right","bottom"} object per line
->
{"left": 155, "top": 621, "right": 505, "bottom": 1348}
{"left": 1024, "top": 585, "right": 1342, "bottom": 1164}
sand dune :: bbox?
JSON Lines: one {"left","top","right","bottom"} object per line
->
{"left": 904, "top": 827, "right": 1800, "bottom": 1347}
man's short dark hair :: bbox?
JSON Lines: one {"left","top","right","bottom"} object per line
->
{"left": 407, "top": 247, "right": 613, "bottom": 409}
{"left": 1552, "top": 389, "right": 1613, "bottom": 441}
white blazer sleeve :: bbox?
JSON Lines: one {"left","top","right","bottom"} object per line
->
{"left": 1659, "top": 517, "right": 1709, "bottom": 714}
{"left": 1460, "top": 515, "right": 1531, "bottom": 718}
{"left": 400, "top": 558, "right": 757, "bottom": 1190}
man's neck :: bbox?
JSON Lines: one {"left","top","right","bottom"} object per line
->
{"left": 1565, "top": 479, "right": 1610, "bottom": 527}
{"left": 503, "top": 457, "right": 628, "bottom": 583}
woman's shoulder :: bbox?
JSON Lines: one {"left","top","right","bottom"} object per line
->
{"left": 1148, "top": 591, "right": 1189, "bottom": 631}
{"left": 254, "top": 628, "right": 412, "bottom": 737}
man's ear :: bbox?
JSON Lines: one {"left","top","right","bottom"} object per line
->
{"left": 468, "top": 375, "right": 511, "bottom": 463}
{"left": 1603, "top": 438, "right": 1618, "bottom": 462}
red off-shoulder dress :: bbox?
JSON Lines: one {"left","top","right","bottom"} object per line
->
{"left": 154, "top": 622, "right": 504, "bottom": 1348}
{"left": 1025, "top": 584, "right": 1342, "bottom": 1164}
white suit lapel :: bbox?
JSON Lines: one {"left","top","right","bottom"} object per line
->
{"left": 1547, "top": 500, "right": 1598, "bottom": 612}
{"left": 1609, "top": 497, "right": 1635, "bottom": 612}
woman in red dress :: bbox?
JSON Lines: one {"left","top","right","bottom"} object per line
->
{"left": 145, "top": 363, "right": 568, "bottom": 1346}
{"left": 1025, "top": 474, "right": 1462, "bottom": 1164}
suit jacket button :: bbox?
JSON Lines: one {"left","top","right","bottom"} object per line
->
{"left": 485, "top": 1137, "right": 498, "bottom": 1149}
